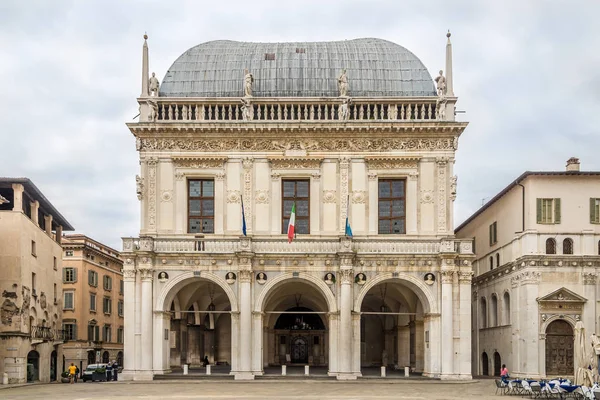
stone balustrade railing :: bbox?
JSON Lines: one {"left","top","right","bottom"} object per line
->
{"left": 140, "top": 97, "right": 447, "bottom": 122}
{"left": 123, "top": 236, "right": 473, "bottom": 255}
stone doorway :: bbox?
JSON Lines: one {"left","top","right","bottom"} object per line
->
{"left": 50, "top": 350, "right": 57, "bottom": 381}
{"left": 481, "top": 352, "right": 489, "bottom": 376}
{"left": 493, "top": 352, "right": 501, "bottom": 376}
{"left": 291, "top": 336, "right": 308, "bottom": 364}
{"left": 545, "top": 319, "right": 574, "bottom": 377}
{"left": 27, "top": 350, "right": 39, "bottom": 382}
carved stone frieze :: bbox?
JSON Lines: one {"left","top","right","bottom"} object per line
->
{"left": 323, "top": 190, "right": 337, "bottom": 204}
{"left": 255, "top": 190, "right": 269, "bottom": 204}
{"left": 172, "top": 157, "right": 227, "bottom": 169}
{"left": 340, "top": 158, "right": 350, "bottom": 234}
{"left": 583, "top": 273, "right": 597, "bottom": 285}
{"left": 139, "top": 137, "right": 458, "bottom": 152}
{"left": 365, "top": 157, "right": 419, "bottom": 170}
{"left": 437, "top": 158, "right": 447, "bottom": 233}
{"left": 138, "top": 237, "right": 154, "bottom": 252}
{"left": 269, "top": 157, "right": 323, "bottom": 170}
{"left": 226, "top": 190, "right": 241, "bottom": 204}
{"left": 511, "top": 271, "right": 541, "bottom": 287}
{"left": 242, "top": 158, "right": 253, "bottom": 234}
{"left": 351, "top": 190, "right": 367, "bottom": 204}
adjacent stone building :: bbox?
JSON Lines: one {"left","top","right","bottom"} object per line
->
{"left": 121, "top": 34, "right": 473, "bottom": 381}
{"left": 0, "top": 178, "right": 74, "bottom": 383}
{"left": 456, "top": 158, "right": 600, "bottom": 378}
{"left": 61, "top": 234, "right": 124, "bottom": 373}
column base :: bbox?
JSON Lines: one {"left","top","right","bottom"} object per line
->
{"left": 152, "top": 369, "right": 171, "bottom": 375}
{"left": 118, "top": 370, "right": 136, "bottom": 381}
{"left": 234, "top": 372, "right": 255, "bottom": 380}
{"left": 336, "top": 372, "right": 358, "bottom": 380}
{"left": 440, "top": 373, "right": 465, "bottom": 380}
{"left": 134, "top": 370, "right": 154, "bottom": 381}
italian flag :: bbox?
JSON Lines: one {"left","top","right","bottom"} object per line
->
{"left": 287, "top": 203, "right": 296, "bottom": 243}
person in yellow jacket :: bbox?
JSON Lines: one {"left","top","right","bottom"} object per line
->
{"left": 68, "top": 363, "right": 77, "bottom": 384}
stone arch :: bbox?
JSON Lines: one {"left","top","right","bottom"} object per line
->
{"left": 254, "top": 272, "right": 337, "bottom": 313}
{"left": 540, "top": 314, "right": 577, "bottom": 333}
{"left": 353, "top": 272, "right": 437, "bottom": 314}
{"left": 156, "top": 271, "right": 238, "bottom": 312}
{"left": 171, "top": 296, "right": 181, "bottom": 319}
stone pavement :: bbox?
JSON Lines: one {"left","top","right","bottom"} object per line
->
{"left": 0, "top": 379, "right": 502, "bottom": 400}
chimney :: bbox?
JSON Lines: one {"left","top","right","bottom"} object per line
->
{"left": 566, "top": 157, "right": 580, "bottom": 172}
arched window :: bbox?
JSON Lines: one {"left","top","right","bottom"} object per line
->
{"left": 563, "top": 238, "right": 573, "bottom": 255}
{"left": 496, "top": 253, "right": 500, "bottom": 268}
{"left": 546, "top": 238, "right": 556, "bottom": 254}
{"left": 503, "top": 292, "right": 511, "bottom": 325}
{"left": 489, "top": 256, "right": 494, "bottom": 270}
{"left": 482, "top": 352, "right": 489, "bottom": 376}
{"left": 490, "top": 294, "right": 498, "bottom": 327}
{"left": 480, "top": 298, "right": 487, "bottom": 329}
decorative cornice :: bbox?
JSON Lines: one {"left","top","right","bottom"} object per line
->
{"left": 269, "top": 157, "right": 323, "bottom": 170}
{"left": 172, "top": 156, "right": 227, "bottom": 169}
{"left": 365, "top": 156, "right": 420, "bottom": 170}
{"left": 138, "top": 137, "right": 459, "bottom": 152}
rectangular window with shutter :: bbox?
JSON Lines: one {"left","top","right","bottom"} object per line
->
{"left": 489, "top": 221, "right": 497, "bottom": 246}
{"left": 90, "top": 293, "right": 96, "bottom": 312}
{"left": 591, "top": 198, "right": 600, "bottom": 224}
{"left": 63, "top": 267, "right": 77, "bottom": 283}
{"left": 88, "top": 270, "right": 98, "bottom": 287}
{"left": 103, "top": 275, "right": 112, "bottom": 291}
{"left": 103, "top": 297, "right": 112, "bottom": 314}
{"left": 537, "top": 198, "right": 561, "bottom": 224}
{"left": 63, "top": 291, "right": 74, "bottom": 310}
{"left": 63, "top": 322, "right": 77, "bottom": 341}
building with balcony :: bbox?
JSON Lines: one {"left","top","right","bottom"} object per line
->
{"left": 61, "top": 234, "right": 124, "bottom": 374}
{"left": 121, "top": 34, "right": 473, "bottom": 381}
{"left": 0, "top": 178, "right": 74, "bottom": 383}
{"left": 455, "top": 158, "right": 600, "bottom": 378}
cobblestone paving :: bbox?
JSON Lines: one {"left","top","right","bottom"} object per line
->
{"left": 0, "top": 379, "right": 501, "bottom": 400}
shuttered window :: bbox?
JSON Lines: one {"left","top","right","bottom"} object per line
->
{"left": 489, "top": 222, "right": 497, "bottom": 246}
{"left": 63, "top": 267, "right": 77, "bottom": 283}
{"left": 63, "top": 291, "right": 74, "bottom": 310}
{"left": 536, "top": 198, "right": 561, "bottom": 224}
{"left": 591, "top": 198, "right": 600, "bottom": 224}
{"left": 88, "top": 270, "right": 98, "bottom": 287}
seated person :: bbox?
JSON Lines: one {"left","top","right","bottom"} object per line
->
{"left": 500, "top": 364, "right": 509, "bottom": 380}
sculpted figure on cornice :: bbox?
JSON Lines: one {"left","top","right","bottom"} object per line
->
{"left": 149, "top": 72, "right": 160, "bottom": 96}
{"left": 139, "top": 138, "right": 458, "bottom": 153}
{"left": 244, "top": 69, "right": 254, "bottom": 97}
{"left": 338, "top": 69, "right": 349, "bottom": 97}
{"left": 147, "top": 99, "right": 158, "bottom": 122}
{"left": 339, "top": 97, "right": 352, "bottom": 120}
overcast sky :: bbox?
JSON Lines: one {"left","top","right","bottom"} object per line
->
{"left": 1, "top": 0, "right": 599, "bottom": 250}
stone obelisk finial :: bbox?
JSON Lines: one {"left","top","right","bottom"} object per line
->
{"left": 445, "top": 30, "right": 454, "bottom": 97}
{"left": 141, "top": 33, "right": 149, "bottom": 97}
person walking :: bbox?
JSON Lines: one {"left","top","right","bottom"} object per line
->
{"left": 68, "top": 363, "right": 77, "bottom": 384}
{"left": 74, "top": 365, "right": 79, "bottom": 383}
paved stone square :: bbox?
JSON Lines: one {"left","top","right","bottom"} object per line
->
{"left": 0, "top": 379, "right": 502, "bottom": 400}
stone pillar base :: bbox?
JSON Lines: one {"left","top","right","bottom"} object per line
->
{"left": 440, "top": 373, "right": 464, "bottom": 380}
{"left": 133, "top": 371, "right": 154, "bottom": 381}
{"left": 336, "top": 373, "right": 358, "bottom": 380}
{"left": 118, "top": 370, "right": 136, "bottom": 381}
{"left": 234, "top": 372, "right": 255, "bottom": 380}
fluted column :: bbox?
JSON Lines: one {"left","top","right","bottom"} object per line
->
{"left": 120, "top": 264, "right": 137, "bottom": 380}
{"left": 440, "top": 268, "right": 454, "bottom": 379}
{"left": 140, "top": 266, "right": 154, "bottom": 378}
{"left": 237, "top": 269, "right": 254, "bottom": 379}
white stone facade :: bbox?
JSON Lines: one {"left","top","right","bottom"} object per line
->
{"left": 456, "top": 162, "right": 600, "bottom": 378}
{"left": 121, "top": 35, "right": 473, "bottom": 381}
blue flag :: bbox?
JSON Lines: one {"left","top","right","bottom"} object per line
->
{"left": 345, "top": 195, "right": 353, "bottom": 237}
{"left": 241, "top": 196, "right": 247, "bottom": 236}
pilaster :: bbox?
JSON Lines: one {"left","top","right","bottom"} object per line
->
{"left": 44, "top": 214, "right": 53, "bottom": 235}
{"left": 30, "top": 200, "right": 39, "bottom": 225}
{"left": 407, "top": 171, "right": 419, "bottom": 234}
{"left": 236, "top": 265, "right": 254, "bottom": 380}
{"left": 120, "top": 261, "right": 137, "bottom": 380}
{"left": 337, "top": 251, "right": 356, "bottom": 379}
{"left": 440, "top": 263, "right": 455, "bottom": 379}
{"left": 139, "top": 262, "right": 154, "bottom": 379}
{"left": 11, "top": 183, "right": 23, "bottom": 212}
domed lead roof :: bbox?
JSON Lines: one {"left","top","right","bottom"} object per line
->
{"left": 159, "top": 38, "right": 436, "bottom": 98}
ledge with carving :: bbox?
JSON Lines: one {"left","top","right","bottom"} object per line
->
{"left": 473, "top": 254, "right": 600, "bottom": 286}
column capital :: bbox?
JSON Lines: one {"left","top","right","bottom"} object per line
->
{"left": 238, "top": 269, "right": 253, "bottom": 283}
{"left": 440, "top": 270, "right": 455, "bottom": 284}
{"left": 339, "top": 268, "right": 354, "bottom": 285}
{"left": 123, "top": 268, "right": 136, "bottom": 281}
{"left": 458, "top": 271, "right": 473, "bottom": 284}
{"left": 139, "top": 267, "right": 153, "bottom": 282}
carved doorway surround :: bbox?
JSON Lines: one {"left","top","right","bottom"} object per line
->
{"left": 291, "top": 336, "right": 308, "bottom": 364}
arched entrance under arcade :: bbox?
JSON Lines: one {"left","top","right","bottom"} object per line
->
{"left": 256, "top": 274, "right": 336, "bottom": 376}
{"left": 157, "top": 273, "right": 237, "bottom": 375}
{"left": 545, "top": 319, "right": 574, "bottom": 377}
{"left": 27, "top": 350, "right": 39, "bottom": 382}
{"left": 353, "top": 273, "right": 438, "bottom": 378}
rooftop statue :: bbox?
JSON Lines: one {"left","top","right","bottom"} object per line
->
{"left": 339, "top": 97, "right": 352, "bottom": 120}
{"left": 338, "top": 69, "right": 349, "bottom": 97}
{"left": 149, "top": 72, "right": 160, "bottom": 96}
{"left": 244, "top": 69, "right": 254, "bottom": 97}
{"left": 146, "top": 98, "right": 158, "bottom": 122}
{"left": 240, "top": 97, "right": 252, "bottom": 121}
{"left": 434, "top": 70, "right": 446, "bottom": 97}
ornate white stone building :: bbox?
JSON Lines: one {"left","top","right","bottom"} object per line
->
{"left": 456, "top": 158, "right": 600, "bottom": 378}
{"left": 121, "top": 34, "right": 473, "bottom": 381}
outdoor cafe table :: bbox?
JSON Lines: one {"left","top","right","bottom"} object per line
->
{"left": 559, "top": 384, "right": 580, "bottom": 393}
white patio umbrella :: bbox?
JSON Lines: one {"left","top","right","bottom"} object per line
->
{"left": 574, "top": 321, "right": 594, "bottom": 386}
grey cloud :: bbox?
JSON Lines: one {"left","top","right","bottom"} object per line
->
{"left": 1, "top": 0, "right": 598, "bottom": 249}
